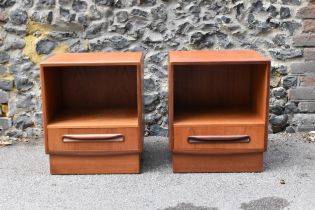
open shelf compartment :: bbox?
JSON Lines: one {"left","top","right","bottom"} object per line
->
{"left": 42, "top": 65, "right": 139, "bottom": 128}
{"left": 169, "top": 50, "right": 270, "bottom": 172}
{"left": 173, "top": 63, "right": 269, "bottom": 126}
{"left": 40, "top": 52, "right": 143, "bottom": 174}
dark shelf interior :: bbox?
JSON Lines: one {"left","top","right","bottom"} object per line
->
{"left": 173, "top": 64, "right": 268, "bottom": 125}
{"left": 42, "top": 65, "right": 138, "bottom": 127}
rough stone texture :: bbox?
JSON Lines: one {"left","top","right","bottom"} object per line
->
{"left": 36, "top": 0, "right": 55, "bottom": 9}
{"left": 293, "top": 34, "right": 315, "bottom": 47}
{"left": 35, "top": 39, "right": 56, "bottom": 55}
{"left": 290, "top": 62, "right": 315, "bottom": 74}
{"left": 269, "top": 114, "right": 289, "bottom": 133}
{"left": 0, "top": 0, "right": 311, "bottom": 137}
{"left": 14, "top": 76, "right": 33, "bottom": 91}
{"left": 108, "top": 35, "right": 129, "bottom": 49}
{"left": 292, "top": 113, "right": 315, "bottom": 131}
{"left": 0, "top": 89, "right": 9, "bottom": 103}
{"left": 298, "top": 102, "right": 315, "bottom": 112}
{"left": 280, "top": 7, "right": 291, "bottom": 19}
{"left": 3, "top": 36, "right": 25, "bottom": 50}
{"left": 282, "top": 76, "right": 297, "bottom": 89}
{"left": 300, "top": 75, "right": 315, "bottom": 86}
{"left": 22, "top": 0, "right": 33, "bottom": 8}
{"left": 273, "top": 87, "right": 287, "bottom": 99}
{"left": 0, "top": 65, "right": 6, "bottom": 74}
{"left": 48, "top": 31, "right": 78, "bottom": 41}
{"left": 0, "top": 52, "right": 9, "bottom": 64}
{"left": 304, "top": 48, "right": 315, "bottom": 61}
{"left": 0, "top": 0, "right": 16, "bottom": 8}
{"left": 269, "top": 49, "right": 303, "bottom": 60}
{"left": 303, "top": 19, "right": 315, "bottom": 33}
{"left": 13, "top": 113, "right": 33, "bottom": 129}
{"left": 285, "top": 101, "right": 298, "bottom": 113}
{"left": 285, "top": 126, "right": 296, "bottom": 133}
{"left": 15, "top": 93, "right": 35, "bottom": 109}
{"left": 0, "top": 79, "right": 13, "bottom": 91}
{"left": 9, "top": 8, "right": 27, "bottom": 25}
{"left": 83, "top": 22, "right": 107, "bottom": 39}
{"left": 297, "top": 5, "right": 315, "bottom": 18}
{"left": 289, "top": 87, "right": 315, "bottom": 100}
{"left": 282, "top": 0, "right": 302, "bottom": 5}
{"left": 289, "top": 0, "right": 315, "bottom": 132}
{"left": 0, "top": 117, "right": 11, "bottom": 129}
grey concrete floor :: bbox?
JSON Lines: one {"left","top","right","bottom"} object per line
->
{"left": 0, "top": 133, "right": 314, "bottom": 210}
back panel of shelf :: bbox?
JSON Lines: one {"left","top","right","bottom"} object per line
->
{"left": 173, "top": 63, "right": 269, "bottom": 124}
{"left": 42, "top": 65, "right": 138, "bottom": 125}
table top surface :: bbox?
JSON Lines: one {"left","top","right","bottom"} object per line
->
{"left": 41, "top": 52, "right": 143, "bottom": 66}
{"left": 41, "top": 50, "right": 269, "bottom": 66}
{"left": 169, "top": 50, "right": 270, "bottom": 64}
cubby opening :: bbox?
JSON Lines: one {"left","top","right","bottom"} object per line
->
{"left": 173, "top": 64, "right": 268, "bottom": 125}
{"left": 42, "top": 65, "right": 138, "bottom": 128}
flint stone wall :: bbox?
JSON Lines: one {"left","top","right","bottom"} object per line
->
{"left": 0, "top": 0, "right": 312, "bottom": 139}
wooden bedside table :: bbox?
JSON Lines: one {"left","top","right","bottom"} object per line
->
{"left": 168, "top": 50, "right": 270, "bottom": 172}
{"left": 40, "top": 52, "right": 144, "bottom": 174}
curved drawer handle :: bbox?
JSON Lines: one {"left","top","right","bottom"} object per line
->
{"left": 62, "top": 134, "right": 124, "bottom": 143}
{"left": 188, "top": 135, "right": 250, "bottom": 144}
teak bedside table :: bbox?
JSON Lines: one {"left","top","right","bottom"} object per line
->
{"left": 168, "top": 50, "right": 270, "bottom": 172}
{"left": 40, "top": 52, "right": 144, "bottom": 174}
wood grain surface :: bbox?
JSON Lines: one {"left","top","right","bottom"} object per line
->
{"left": 41, "top": 52, "right": 143, "bottom": 66}
{"left": 168, "top": 50, "right": 270, "bottom": 172}
{"left": 40, "top": 52, "right": 144, "bottom": 174}
{"left": 173, "top": 153, "right": 263, "bottom": 173}
{"left": 50, "top": 154, "right": 141, "bottom": 174}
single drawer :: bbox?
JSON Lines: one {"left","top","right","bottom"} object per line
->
{"left": 47, "top": 127, "right": 140, "bottom": 155}
{"left": 173, "top": 125, "right": 266, "bottom": 154}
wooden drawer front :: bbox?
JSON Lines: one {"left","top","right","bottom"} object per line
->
{"left": 47, "top": 127, "right": 140, "bottom": 154}
{"left": 173, "top": 125, "right": 266, "bottom": 153}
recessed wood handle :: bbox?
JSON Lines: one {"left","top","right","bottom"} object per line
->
{"left": 62, "top": 134, "right": 124, "bottom": 143}
{"left": 188, "top": 135, "right": 250, "bottom": 143}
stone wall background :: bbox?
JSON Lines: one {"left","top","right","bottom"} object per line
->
{"left": 0, "top": 0, "right": 312, "bottom": 140}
